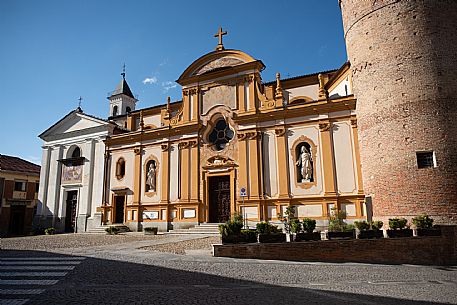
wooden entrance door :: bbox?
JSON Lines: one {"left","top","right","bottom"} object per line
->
{"left": 208, "top": 175, "right": 231, "bottom": 223}
{"left": 65, "top": 190, "right": 78, "bottom": 233}
{"left": 10, "top": 205, "right": 25, "bottom": 235}
{"left": 114, "top": 195, "right": 125, "bottom": 224}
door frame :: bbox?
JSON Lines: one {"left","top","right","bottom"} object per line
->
{"left": 203, "top": 168, "right": 236, "bottom": 223}
{"left": 64, "top": 189, "right": 79, "bottom": 233}
{"left": 112, "top": 193, "right": 126, "bottom": 224}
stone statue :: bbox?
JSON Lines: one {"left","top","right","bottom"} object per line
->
{"left": 146, "top": 161, "right": 156, "bottom": 192}
{"left": 296, "top": 145, "right": 313, "bottom": 182}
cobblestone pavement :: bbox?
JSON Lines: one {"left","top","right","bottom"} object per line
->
{"left": 1, "top": 234, "right": 456, "bottom": 304}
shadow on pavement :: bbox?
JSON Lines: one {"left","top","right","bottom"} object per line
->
{"left": 0, "top": 249, "right": 452, "bottom": 305}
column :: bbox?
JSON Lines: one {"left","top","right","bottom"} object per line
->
{"left": 182, "top": 90, "right": 190, "bottom": 123}
{"left": 319, "top": 121, "right": 337, "bottom": 196}
{"left": 351, "top": 118, "right": 364, "bottom": 194}
{"left": 247, "top": 131, "right": 261, "bottom": 200}
{"left": 190, "top": 140, "right": 199, "bottom": 202}
{"left": 37, "top": 146, "right": 51, "bottom": 218}
{"left": 160, "top": 144, "right": 170, "bottom": 204}
{"left": 51, "top": 145, "right": 63, "bottom": 227}
{"left": 85, "top": 139, "right": 96, "bottom": 216}
{"left": 178, "top": 141, "right": 190, "bottom": 202}
{"left": 133, "top": 147, "right": 142, "bottom": 205}
{"left": 275, "top": 127, "right": 290, "bottom": 199}
{"left": 237, "top": 133, "right": 248, "bottom": 201}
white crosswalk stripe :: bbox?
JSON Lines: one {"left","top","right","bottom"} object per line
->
{"left": 0, "top": 299, "right": 30, "bottom": 305}
{"left": 0, "top": 257, "right": 84, "bottom": 261}
{"left": 0, "top": 272, "right": 67, "bottom": 277}
{"left": 0, "top": 266, "right": 75, "bottom": 271}
{"left": 0, "top": 256, "right": 84, "bottom": 304}
{"left": 0, "top": 261, "right": 82, "bottom": 265}
{"left": 0, "top": 280, "right": 59, "bottom": 286}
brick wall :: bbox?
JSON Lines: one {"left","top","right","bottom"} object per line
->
{"left": 339, "top": 0, "right": 457, "bottom": 223}
{"left": 214, "top": 226, "right": 457, "bottom": 265}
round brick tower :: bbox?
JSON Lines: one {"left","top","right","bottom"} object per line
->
{"left": 339, "top": 0, "right": 457, "bottom": 224}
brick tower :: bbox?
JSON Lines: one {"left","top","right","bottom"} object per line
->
{"left": 339, "top": 0, "right": 457, "bottom": 224}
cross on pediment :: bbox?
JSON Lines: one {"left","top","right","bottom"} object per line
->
{"left": 214, "top": 27, "right": 227, "bottom": 51}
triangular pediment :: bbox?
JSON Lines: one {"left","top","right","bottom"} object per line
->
{"left": 177, "top": 49, "right": 264, "bottom": 84}
{"left": 39, "top": 109, "right": 112, "bottom": 140}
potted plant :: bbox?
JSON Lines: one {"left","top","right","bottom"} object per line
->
{"left": 412, "top": 214, "right": 441, "bottom": 236}
{"left": 289, "top": 218, "right": 302, "bottom": 241}
{"left": 295, "top": 218, "right": 321, "bottom": 241}
{"left": 105, "top": 226, "right": 120, "bottom": 235}
{"left": 219, "top": 213, "right": 255, "bottom": 244}
{"left": 278, "top": 205, "right": 296, "bottom": 241}
{"left": 44, "top": 227, "right": 56, "bottom": 235}
{"left": 327, "top": 208, "right": 355, "bottom": 240}
{"left": 387, "top": 218, "right": 413, "bottom": 238}
{"left": 355, "top": 220, "right": 383, "bottom": 239}
{"left": 144, "top": 227, "right": 158, "bottom": 235}
{"left": 256, "top": 221, "right": 286, "bottom": 243}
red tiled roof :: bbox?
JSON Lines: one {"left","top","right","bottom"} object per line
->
{"left": 0, "top": 154, "right": 40, "bottom": 175}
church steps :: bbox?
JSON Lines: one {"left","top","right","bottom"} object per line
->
{"left": 86, "top": 224, "right": 131, "bottom": 234}
{"left": 165, "top": 223, "right": 222, "bottom": 235}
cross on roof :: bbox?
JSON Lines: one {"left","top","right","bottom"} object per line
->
{"left": 121, "top": 63, "right": 126, "bottom": 79}
{"left": 214, "top": 27, "right": 227, "bottom": 51}
{"left": 78, "top": 96, "right": 83, "bottom": 108}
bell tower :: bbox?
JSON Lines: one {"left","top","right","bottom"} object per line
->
{"left": 108, "top": 65, "right": 137, "bottom": 117}
{"left": 339, "top": 0, "right": 457, "bottom": 224}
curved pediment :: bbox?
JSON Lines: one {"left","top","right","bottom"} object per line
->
{"left": 177, "top": 49, "right": 260, "bottom": 83}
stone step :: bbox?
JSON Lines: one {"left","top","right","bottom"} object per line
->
{"left": 86, "top": 224, "right": 131, "bottom": 234}
{"left": 165, "top": 223, "right": 222, "bottom": 235}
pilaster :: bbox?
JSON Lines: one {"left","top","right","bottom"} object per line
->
{"left": 275, "top": 127, "right": 290, "bottom": 199}
{"left": 319, "top": 121, "right": 337, "bottom": 196}
{"left": 178, "top": 141, "right": 190, "bottom": 202}
{"left": 237, "top": 133, "right": 248, "bottom": 200}
{"left": 247, "top": 131, "right": 261, "bottom": 199}
{"left": 190, "top": 140, "right": 199, "bottom": 201}
{"left": 160, "top": 144, "right": 170, "bottom": 205}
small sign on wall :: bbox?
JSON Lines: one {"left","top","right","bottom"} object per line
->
{"left": 183, "top": 209, "right": 196, "bottom": 219}
{"left": 240, "top": 187, "right": 247, "bottom": 197}
{"left": 143, "top": 211, "right": 159, "bottom": 220}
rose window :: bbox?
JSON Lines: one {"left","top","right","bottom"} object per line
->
{"left": 208, "top": 119, "right": 234, "bottom": 151}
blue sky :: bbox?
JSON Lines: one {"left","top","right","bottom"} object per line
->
{"left": 0, "top": 0, "right": 347, "bottom": 165}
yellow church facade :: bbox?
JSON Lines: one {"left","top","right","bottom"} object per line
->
{"left": 102, "top": 40, "right": 364, "bottom": 231}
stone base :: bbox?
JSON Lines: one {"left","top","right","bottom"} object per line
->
{"left": 170, "top": 222, "right": 198, "bottom": 230}
{"left": 86, "top": 213, "right": 102, "bottom": 232}
{"left": 142, "top": 222, "right": 169, "bottom": 232}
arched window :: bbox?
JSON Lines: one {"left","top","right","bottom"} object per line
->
{"left": 71, "top": 146, "right": 81, "bottom": 158}
{"left": 126, "top": 106, "right": 131, "bottom": 113}
{"left": 113, "top": 105, "right": 118, "bottom": 116}
{"left": 208, "top": 118, "right": 234, "bottom": 151}
{"left": 116, "top": 158, "right": 125, "bottom": 180}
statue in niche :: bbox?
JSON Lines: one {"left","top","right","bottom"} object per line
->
{"left": 146, "top": 160, "right": 156, "bottom": 192}
{"left": 296, "top": 144, "right": 313, "bottom": 183}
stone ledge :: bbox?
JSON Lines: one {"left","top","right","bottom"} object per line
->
{"left": 213, "top": 226, "right": 457, "bottom": 266}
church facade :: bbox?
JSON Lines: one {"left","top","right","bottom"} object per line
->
{"left": 102, "top": 39, "right": 364, "bottom": 231}
{"left": 37, "top": 32, "right": 365, "bottom": 232}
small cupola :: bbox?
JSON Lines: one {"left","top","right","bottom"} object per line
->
{"left": 108, "top": 65, "right": 137, "bottom": 117}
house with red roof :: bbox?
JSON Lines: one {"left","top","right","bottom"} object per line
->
{"left": 0, "top": 154, "right": 40, "bottom": 236}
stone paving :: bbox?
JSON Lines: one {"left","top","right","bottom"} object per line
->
{"left": 1, "top": 233, "right": 456, "bottom": 304}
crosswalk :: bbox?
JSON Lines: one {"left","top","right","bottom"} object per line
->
{"left": 0, "top": 256, "right": 85, "bottom": 305}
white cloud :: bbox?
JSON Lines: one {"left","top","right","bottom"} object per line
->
{"left": 162, "top": 81, "right": 177, "bottom": 92}
{"left": 142, "top": 77, "right": 158, "bottom": 84}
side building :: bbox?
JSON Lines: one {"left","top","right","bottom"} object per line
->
{"left": 36, "top": 104, "right": 127, "bottom": 233}
{"left": 0, "top": 154, "right": 40, "bottom": 236}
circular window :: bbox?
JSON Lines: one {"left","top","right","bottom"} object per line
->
{"left": 208, "top": 119, "right": 234, "bottom": 151}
